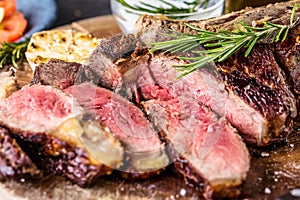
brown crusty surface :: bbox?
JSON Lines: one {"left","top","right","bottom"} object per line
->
{"left": 135, "top": 1, "right": 300, "bottom": 98}
{"left": 130, "top": 1, "right": 299, "bottom": 145}
{"left": 0, "top": 127, "right": 41, "bottom": 179}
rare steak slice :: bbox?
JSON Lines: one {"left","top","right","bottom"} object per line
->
{"left": 135, "top": 2, "right": 300, "bottom": 101}
{"left": 64, "top": 83, "right": 170, "bottom": 176}
{"left": 32, "top": 58, "right": 98, "bottom": 89}
{"left": 88, "top": 3, "right": 299, "bottom": 146}
{"left": 0, "top": 126, "right": 41, "bottom": 179}
{"left": 142, "top": 97, "right": 250, "bottom": 199}
{"left": 0, "top": 85, "right": 124, "bottom": 187}
{"left": 89, "top": 32, "right": 297, "bottom": 146}
{"left": 130, "top": 2, "right": 300, "bottom": 145}
{"left": 114, "top": 50, "right": 296, "bottom": 146}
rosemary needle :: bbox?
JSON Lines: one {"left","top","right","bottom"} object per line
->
{"left": 0, "top": 38, "right": 30, "bottom": 69}
{"left": 149, "top": 3, "right": 300, "bottom": 78}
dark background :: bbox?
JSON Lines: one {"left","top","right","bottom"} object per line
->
{"left": 52, "top": 0, "right": 111, "bottom": 28}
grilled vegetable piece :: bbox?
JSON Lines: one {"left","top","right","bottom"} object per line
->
{"left": 25, "top": 30, "right": 101, "bottom": 71}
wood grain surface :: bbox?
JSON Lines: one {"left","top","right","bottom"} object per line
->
{"left": 1, "top": 15, "right": 300, "bottom": 200}
{"left": 54, "top": 15, "right": 121, "bottom": 38}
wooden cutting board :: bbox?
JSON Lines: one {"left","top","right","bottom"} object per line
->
{"left": 1, "top": 15, "right": 300, "bottom": 200}
{"left": 54, "top": 15, "right": 122, "bottom": 38}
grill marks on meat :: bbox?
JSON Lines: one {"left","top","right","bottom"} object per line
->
{"left": 64, "top": 83, "right": 169, "bottom": 176}
{"left": 142, "top": 98, "right": 250, "bottom": 198}
{"left": 0, "top": 127, "right": 41, "bottom": 179}
{"left": 0, "top": 85, "right": 124, "bottom": 187}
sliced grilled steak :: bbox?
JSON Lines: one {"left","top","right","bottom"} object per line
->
{"left": 88, "top": 1, "right": 299, "bottom": 146}
{"left": 135, "top": 1, "right": 300, "bottom": 97}
{"left": 120, "top": 51, "right": 296, "bottom": 145}
{"left": 90, "top": 39, "right": 297, "bottom": 146}
{"left": 217, "top": 46, "right": 297, "bottom": 144}
{"left": 142, "top": 97, "right": 250, "bottom": 198}
{"left": 32, "top": 58, "right": 98, "bottom": 89}
{"left": 0, "top": 126, "right": 41, "bottom": 179}
{"left": 0, "top": 85, "right": 124, "bottom": 187}
{"left": 64, "top": 83, "right": 170, "bottom": 177}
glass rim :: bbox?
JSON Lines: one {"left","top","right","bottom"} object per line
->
{"left": 116, "top": 0, "right": 225, "bottom": 17}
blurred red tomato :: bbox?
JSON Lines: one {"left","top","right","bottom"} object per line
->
{"left": 0, "top": 11, "right": 27, "bottom": 42}
{"left": 0, "top": 0, "right": 17, "bottom": 18}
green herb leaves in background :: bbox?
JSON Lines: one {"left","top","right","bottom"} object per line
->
{"left": 116, "top": 0, "right": 210, "bottom": 14}
{"left": 149, "top": 3, "right": 300, "bottom": 78}
{"left": 0, "top": 38, "right": 30, "bottom": 68}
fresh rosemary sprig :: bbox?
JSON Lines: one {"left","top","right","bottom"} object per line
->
{"left": 149, "top": 4, "right": 300, "bottom": 78}
{"left": 116, "top": 0, "right": 210, "bottom": 15}
{"left": 0, "top": 38, "right": 30, "bottom": 68}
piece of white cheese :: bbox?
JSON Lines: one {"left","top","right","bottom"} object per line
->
{"left": 25, "top": 30, "right": 101, "bottom": 72}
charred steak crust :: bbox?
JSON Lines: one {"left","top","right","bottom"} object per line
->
{"left": 112, "top": 49, "right": 295, "bottom": 145}
{"left": 89, "top": 34, "right": 138, "bottom": 90}
{"left": 14, "top": 2, "right": 297, "bottom": 196}
{"left": 135, "top": 1, "right": 300, "bottom": 96}
{"left": 218, "top": 44, "right": 297, "bottom": 143}
{"left": 14, "top": 132, "right": 111, "bottom": 187}
{"left": 275, "top": 25, "right": 300, "bottom": 97}
{"left": 32, "top": 59, "right": 98, "bottom": 90}
{"left": 126, "top": 2, "right": 300, "bottom": 145}
{"left": 0, "top": 127, "right": 41, "bottom": 179}
{"left": 87, "top": 6, "right": 299, "bottom": 146}
{"left": 96, "top": 34, "right": 137, "bottom": 61}
{"left": 171, "top": 151, "right": 242, "bottom": 199}
{"left": 135, "top": 1, "right": 300, "bottom": 42}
